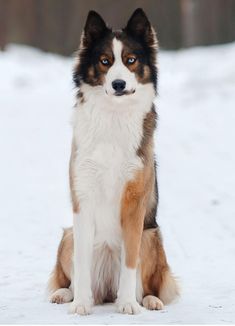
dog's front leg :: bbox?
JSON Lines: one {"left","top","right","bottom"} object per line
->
{"left": 116, "top": 172, "right": 146, "bottom": 314}
{"left": 69, "top": 208, "right": 94, "bottom": 315}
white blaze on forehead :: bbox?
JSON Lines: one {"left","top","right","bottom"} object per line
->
{"left": 112, "top": 38, "right": 123, "bottom": 65}
{"left": 104, "top": 37, "right": 137, "bottom": 95}
{"left": 109, "top": 38, "right": 127, "bottom": 79}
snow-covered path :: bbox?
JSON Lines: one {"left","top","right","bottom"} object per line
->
{"left": 0, "top": 43, "right": 235, "bottom": 324}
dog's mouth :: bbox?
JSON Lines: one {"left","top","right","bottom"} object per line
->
{"left": 114, "top": 89, "right": 136, "bottom": 97}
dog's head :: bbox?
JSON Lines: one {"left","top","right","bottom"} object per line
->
{"left": 74, "top": 8, "right": 158, "bottom": 99}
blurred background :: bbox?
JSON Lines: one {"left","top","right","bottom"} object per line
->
{"left": 1, "top": 0, "right": 235, "bottom": 324}
{"left": 1, "top": 0, "right": 235, "bottom": 55}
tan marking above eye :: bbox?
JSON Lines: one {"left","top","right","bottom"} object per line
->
{"left": 99, "top": 54, "right": 113, "bottom": 66}
{"left": 123, "top": 54, "right": 138, "bottom": 71}
{"left": 126, "top": 56, "right": 137, "bottom": 65}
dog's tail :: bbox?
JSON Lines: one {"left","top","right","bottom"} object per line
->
{"left": 159, "top": 269, "right": 180, "bottom": 304}
{"left": 47, "top": 229, "right": 71, "bottom": 294}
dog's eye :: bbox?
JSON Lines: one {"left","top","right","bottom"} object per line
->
{"left": 100, "top": 58, "right": 110, "bottom": 66}
{"left": 127, "top": 57, "right": 137, "bottom": 65}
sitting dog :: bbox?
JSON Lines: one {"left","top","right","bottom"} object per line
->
{"left": 48, "top": 8, "right": 179, "bottom": 315}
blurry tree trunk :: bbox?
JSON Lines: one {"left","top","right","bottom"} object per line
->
{"left": 181, "top": 0, "right": 235, "bottom": 47}
{"left": 0, "top": 0, "right": 235, "bottom": 55}
{"left": 0, "top": 0, "right": 7, "bottom": 49}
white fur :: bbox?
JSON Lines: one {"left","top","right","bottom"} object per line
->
{"left": 91, "top": 243, "right": 120, "bottom": 304}
{"left": 69, "top": 212, "right": 94, "bottom": 315}
{"left": 69, "top": 37, "right": 155, "bottom": 315}
{"left": 116, "top": 245, "right": 142, "bottom": 314}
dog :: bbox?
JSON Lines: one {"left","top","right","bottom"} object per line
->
{"left": 48, "top": 8, "right": 179, "bottom": 315}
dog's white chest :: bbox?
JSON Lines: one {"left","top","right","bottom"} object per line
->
{"left": 72, "top": 91, "right": 151, "bottom": 247}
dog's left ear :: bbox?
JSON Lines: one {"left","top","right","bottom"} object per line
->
{"left": 125, "top": 8, "right": 154, "bottom": 42}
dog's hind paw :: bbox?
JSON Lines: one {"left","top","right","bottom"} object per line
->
{"left": 142, "top": 295, "right": 164, "bottom": 310}
{"left": 50, "top": 288, "right": 73, "bottom": 304}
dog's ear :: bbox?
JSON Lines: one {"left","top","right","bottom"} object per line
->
{"left": 125, "top": 8, "right": 152, "bottom": 41}
{"left": 84, "top": 11, "right": 108, "bottom": 45}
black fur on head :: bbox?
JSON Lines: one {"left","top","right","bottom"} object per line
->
{"left": 73, "top": 8, "right": 158, "bottom": 92}
{"left": 124, "top": 8, "right": 155, "bottom": 44}
{"left": 83, "top": 11, "right": 110, "bottom": 47}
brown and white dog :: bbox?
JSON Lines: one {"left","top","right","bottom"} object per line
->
{"left": 48, "top": 8, "right": 179, "bottom": 315}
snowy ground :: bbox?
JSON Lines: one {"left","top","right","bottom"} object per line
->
{"left": 0, "top": 42, "right": 235, "bottom": 324}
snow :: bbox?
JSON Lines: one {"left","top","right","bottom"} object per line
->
{"left": 0, "top": 42, "right": 235, "bottom": 324}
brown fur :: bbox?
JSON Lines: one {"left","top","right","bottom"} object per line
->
{"left": 119, "top": 99, "right": 158, "bottom": 269}
{"left": 48, "top": 228, "right": 72, "bottom": 293}
{"left": 120, "top": 169, "right": 148, "bottom": 268}
{"left": 86, "top": 64, "right": 105, "bottom": 86}
{"left": 120, "top": 141, "right": 156, "bottom": 268}
{"left": 140, "top": 228, "right": 179, "bottom": 304}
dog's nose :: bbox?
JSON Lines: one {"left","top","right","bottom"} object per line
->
{"left": 112, "top": 79, "right": 126, "bottom": 92}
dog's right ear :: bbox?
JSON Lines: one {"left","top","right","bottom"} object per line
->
{"left": 83, "top": 11, "right": 108, "bottom": 45}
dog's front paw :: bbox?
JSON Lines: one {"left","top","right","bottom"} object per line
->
{"left": 68, "top": 300, "right": 92, "bottom": 315}
{"left": 117, "top": 300, "right": 142, "bottom": 314}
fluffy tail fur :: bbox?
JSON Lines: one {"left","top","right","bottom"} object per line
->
{"left": 159, "top": 269, "right": 179, "bottom": 304}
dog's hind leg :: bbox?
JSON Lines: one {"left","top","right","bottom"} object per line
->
{"left": 140, "top": 228, "right": 179, "bottom": 310}
{"left": 48, "top": 228, "right": 73, "bottom": 303}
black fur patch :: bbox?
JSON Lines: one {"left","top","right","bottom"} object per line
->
{"left": 137, "top": 105, "right": 159, "bottom": 230}
{"left": 144, "top": 159, "right": 159, "bottom": 230}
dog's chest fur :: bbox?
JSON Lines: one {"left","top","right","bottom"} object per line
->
{"left": 72, "top": 84, "right": 153, "bottom": 248}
